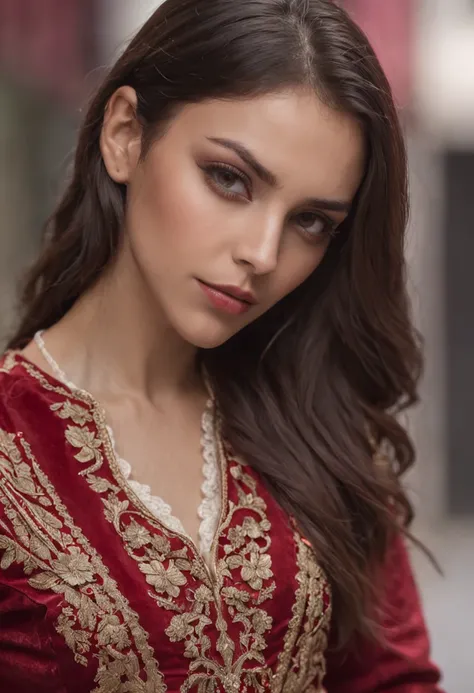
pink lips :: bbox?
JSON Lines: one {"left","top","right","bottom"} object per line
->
{"left": 198, "top": 280, "right": 255, "bottom": 315}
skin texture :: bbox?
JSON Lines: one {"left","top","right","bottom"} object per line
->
{"left": 22, "top": 87, "right": 364, "bottom": 542}
{"left": 104, "top": 87, "right": 364, "bottom": 350}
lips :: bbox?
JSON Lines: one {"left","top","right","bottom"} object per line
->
{"left": 204, "top": 282, "right": 256, "bottom": 305}
{"left": 197, "top": 280, "right": 256, "bottom": 315}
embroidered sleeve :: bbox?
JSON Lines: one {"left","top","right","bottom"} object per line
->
{"left": 0, "top": 424, "right": 165, "bottom": 693}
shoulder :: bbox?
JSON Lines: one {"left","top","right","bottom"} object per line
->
{"left": 0, "top": 351, "right": 30, "bottom": 431}
{"left": 0, "top": 349, "right": 76, "bottom": 420}
{"left": 0, "top": 351, "right": 51, "bottom": 432}
{"left": 0, "top": 352, "right": 96, "bottom": 562}
{"left": 0, "top": 351, "right": 83, "bottom": 482}
{"left": 0, "top": 352, "right": 50, "bottom": 492}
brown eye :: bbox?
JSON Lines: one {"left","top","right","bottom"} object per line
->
{"left": 295, "top": 212, "right": 325, "bottom": 235}
{"left": 293, "top": 211, "right": 337, "bottom": 243}
{"left": 300, "top": 212, "right": 321, "bottom": 227}
{"left": 203, "top": 163, "right": 250, "bottom": 199}
{"left": 215, "top": 169, "right": 241, "bottom": 190}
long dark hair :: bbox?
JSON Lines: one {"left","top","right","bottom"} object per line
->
{"left": 9, "top": 0, "right": 422, "bottom": 645}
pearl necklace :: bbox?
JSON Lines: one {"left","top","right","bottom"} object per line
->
{"left": 34, "top": 330, "right": 78, "bottom": 391}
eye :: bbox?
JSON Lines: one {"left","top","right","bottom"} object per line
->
{"left": 202, "top": 163, "right": 250, "bottom": 200}
{"left": 293, "top": 211, "right": 337, "bottom": 242}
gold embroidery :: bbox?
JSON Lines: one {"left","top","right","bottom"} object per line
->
{"left": 0, "top": 428, "right": 165, "bottom": 693}
{"left": 274, "top": 533, "right": 331, "bottom": 692}
{"left": 6, "top": 355, "right": 333, "bottom": 693}
{"left": 48, "top": 383, "right": 277, "bottom": 691}
{"left": 0, "top": 351, "right": 16, "bottom": 374}
{"left": 164, "top": 458, "right": 277, "bottom": 692}
{"left": 51, "top": 401, "right": 93, "bottom": 426}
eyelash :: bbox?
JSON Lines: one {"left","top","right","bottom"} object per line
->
{"left": 201, "top": 162, "right": 339, "bottom": 242}
{"left": 202, "top": 162, "right": 251, "bottom": 200}
{"left": 296, "top": 213, "right": 339, "bottom": 243}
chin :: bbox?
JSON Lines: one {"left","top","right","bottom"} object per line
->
{"left": 176, "top": 315, "right": 242, "bottom": 350}
{"left": 186, "top": 329, "right": 235, "bottom": 350}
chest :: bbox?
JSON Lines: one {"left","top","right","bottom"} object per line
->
{"left": 0, "top": 369, "right": 332, "bottom": 692}
{"left": 103, "top": 396, "right": 208, "bottom": 546}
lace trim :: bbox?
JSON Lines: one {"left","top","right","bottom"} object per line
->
{"left": 198, "top": 405, "right": 222, "bottom": 558}
{"left": 107, "top": 426, "right": 188, "bottom": 537}
{"left": 34, "top": 330, "right": 222, "bottom": 559}
{"left": 106, "top": 414, "right": 221, "bottom": 559}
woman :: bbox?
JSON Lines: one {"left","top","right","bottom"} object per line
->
{"left": 0, "top": 0, "right": 443, "bottom": 691}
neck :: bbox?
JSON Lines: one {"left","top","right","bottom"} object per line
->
{"left": 41, "top": 244, "right": 201, "bottom": 401}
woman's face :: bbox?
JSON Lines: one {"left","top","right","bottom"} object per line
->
{"left": 103, "top": 87, "right": 364, "bottom": 348}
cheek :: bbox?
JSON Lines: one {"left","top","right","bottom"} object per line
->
{"left": 127, "top": 155, "right": 225, "bottom": 261}
{"left": 271, "top": 241, "right": 328, "bottom": 300}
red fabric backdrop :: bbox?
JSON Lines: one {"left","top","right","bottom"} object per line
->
{"left": 344, "top": 0, "right": 415, "bottom": 109}
{"left": 0, "top": 0, "right": 94, "bottom": 103}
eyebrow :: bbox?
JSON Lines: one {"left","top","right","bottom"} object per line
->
{"left": 206, "top": 136, "right": 352, "bottom": 213}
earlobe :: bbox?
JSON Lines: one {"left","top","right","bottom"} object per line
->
{"left": 100, "top": 86, "right": 141, "bottom": 184}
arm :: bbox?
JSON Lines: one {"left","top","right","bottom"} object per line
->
{"left": 0, "top": 582, "right": 67, "bottom": 693}
{"left": 324, "top": 534, "right": 444, "bottom": 693}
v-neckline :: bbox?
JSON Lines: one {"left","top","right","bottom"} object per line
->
{"left": 9, "top": 350, "right": 229, "bottom": 571}
{"left": 91, "top": 392, "right": 229, "bottom": 575}
{"left": 102, "top": 398, "right": 225, "bottom": 560}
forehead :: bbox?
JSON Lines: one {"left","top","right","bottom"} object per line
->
{"left": 166, "top": 88, "right": 365, "bottom": 202}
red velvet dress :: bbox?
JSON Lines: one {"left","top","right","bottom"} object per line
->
{"left": 0, "top": 352, "right": 444, "bottom": 692}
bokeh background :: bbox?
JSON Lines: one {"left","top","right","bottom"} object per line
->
{"left": 0, "top": 1, "right": 473, "bottom": 689}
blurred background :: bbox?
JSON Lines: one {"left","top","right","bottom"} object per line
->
{"left": 0, "top": 1, "right": 472, "bottom": 689}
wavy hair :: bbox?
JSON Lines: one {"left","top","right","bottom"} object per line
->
{"left": 9, "top": 0, "right": 422, "bottom": 645}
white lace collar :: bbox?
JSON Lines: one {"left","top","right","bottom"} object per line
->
{"left": 33, "top": 331, "right": 222, "bottom": 561}
{"left": 106, "top": 405, "right": 221, "bottom": 561}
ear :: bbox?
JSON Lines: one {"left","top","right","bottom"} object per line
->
{"left": 100, "top": 86, "right": 142, "bottom": 184}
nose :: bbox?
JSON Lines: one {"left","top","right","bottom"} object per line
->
{"left": 233, "top": 210, "right": 282, "bottom": 276}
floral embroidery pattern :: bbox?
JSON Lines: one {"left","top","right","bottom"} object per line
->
{"left": 5, "top": 356, "right": 333, "bottom": 692}
{"left": 0, "top": 427, "right": 165, "bottom": 693}
{"left": 161, "top": 461, "right": 279, "bottom": 692}
{"left": 53, "top": 390, "right": 279, "bottom": 691}
{"left": 240, "top": 551, "right": 273, "bottom": 590}
{"left": 274, "top": 532, "right": 331, "bottom": 692}
{"left": 140, "top": 559, "right": 187, "bottom": 597}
